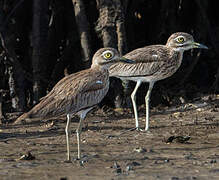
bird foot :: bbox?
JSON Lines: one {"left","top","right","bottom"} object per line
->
{"left": 135, "top": 127, "right": 143, "bottom": 131}
{"left": 73, "top": 155, "right": 90, "bottom": 166}
{"left": 74, "top": 154, "right": 88, "bottom": 160}
{"left": 136, "top": 127, "right": 151, "bottom": 133}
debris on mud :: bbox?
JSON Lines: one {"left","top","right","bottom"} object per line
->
{"left": 165, "top": 135, "right": 191, "bottom": 143}
{"left": 0, "top": 96, "right": 218, "bottom": 179}
{"left": 111, "top": 162, "right": 122, "bottom": 174}
{"left": 126, "top": 161, "right": 141, "bottom": 171}
{"left": 133, "top": 147, "right": 147, "bottom": 153}
{"left": 184, "top": 153, "right": 197, "bottom": 160}
{"left": 60, "top": 177, "right": 68, "bottom": 180}
{"left": 17, "top": 152, "right": 36, "bottom": 161}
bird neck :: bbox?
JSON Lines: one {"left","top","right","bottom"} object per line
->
{"left": 91, "top": 62, "right": 111, "bottom": 71}
{"left": 169, "top": 48, "right": 184, "bottom": 69}
{"left": 90, "top": 64, "right": 109, "bottom": 74}
{"left": 166, "top": 43, "right": 187, "bottom": 53}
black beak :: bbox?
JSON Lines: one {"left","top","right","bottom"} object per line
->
{"left": 193, "top": 42, "right": 208, "bottom": 49}
{"left": 117, "top": 57, "right": 135, "bottom": 64}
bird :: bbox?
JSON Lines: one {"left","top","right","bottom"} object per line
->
{"left": 109, "top": 32, "right": 208, "bottom": 131}
{"left": 14, "top": 47, "right": 134, "bottom": 161}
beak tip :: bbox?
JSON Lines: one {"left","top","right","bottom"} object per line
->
{"left": 195, "top": 42, "right": 208, "bottom": 50}
{"left": 201, "top": 45, "right": 208, "bottom": 49}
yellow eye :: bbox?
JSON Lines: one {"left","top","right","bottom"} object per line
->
{"left": 104, "top": 52, "right": 112, "bottom": 59}
{"left": 177, "top": 37, "right": 185, "bottom": 43}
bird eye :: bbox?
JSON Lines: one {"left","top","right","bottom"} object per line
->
{"left": 177, "top": 37, "right": 185, "bottom": 43}
{"left": 103, "top": 51, "right": 113, "bottom": 59}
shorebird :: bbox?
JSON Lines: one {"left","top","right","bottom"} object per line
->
{"left": 109, "top": 32, "right": 208, "bottom": 131}
{"left": 15, "top": 48, "right": 133, "bottom": 161}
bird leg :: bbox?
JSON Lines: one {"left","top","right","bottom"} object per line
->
{"left": 76, "top": 107, "right": 93, "bottom": 159}
{"left": 145, "top": 81, "right": 155, "bottom": 131}
{"left": 131, "top": 81, "right": 142, "bottom": 130}
{"left": 76, "top": 116, "right": 85, "bottom": 160}
{"left": 65, "top": 114, "right": 71, "bottom": 161}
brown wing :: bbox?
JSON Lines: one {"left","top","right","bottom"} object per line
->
{"left": 24, "top": 68, "right": 109, "bottom": 118}
{"left": 109, "top": 45, "right": 170, "bottom": 77}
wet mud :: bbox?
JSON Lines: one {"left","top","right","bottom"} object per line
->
{"left": 0, "top": 97, "right": 219, "bottom": 180}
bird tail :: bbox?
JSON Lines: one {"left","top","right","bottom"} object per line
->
{"left": 14, "top": 97, "right": 50, "bottom": 124}
{"left": 14, "top": 111, "right": 31, "bottom": 124}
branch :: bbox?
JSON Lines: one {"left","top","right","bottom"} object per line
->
{"left": 72, "top": 0, "right": 92, "bottom": 67}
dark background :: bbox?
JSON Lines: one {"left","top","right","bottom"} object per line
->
{"left": 0, "top": 0, "right": 218, "bottom": 119}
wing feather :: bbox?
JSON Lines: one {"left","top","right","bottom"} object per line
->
{"left": 110, "top": 45, "right": 170, "bottom": 77}
{"left": 25, "top": 68, "right": 109, "bottom": 118}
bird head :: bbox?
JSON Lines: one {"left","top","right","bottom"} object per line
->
{"left": 166, "top": 32, "right": 208, "bottom": 52}
{"left": 91, "top": 48, "right": 134, "bottom": 69}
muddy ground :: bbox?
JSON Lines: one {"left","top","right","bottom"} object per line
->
{"left": 0, "top": 96, "right": 219, "bottom": 180}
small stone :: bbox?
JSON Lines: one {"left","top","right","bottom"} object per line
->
{"left": 171, "top": 177, "right": 179, "bottom": 180}
{"left": 79, "top": 156, "right": 88, "bottom": 166}
{"left": 142, "top": 156, "right": 149, "bottom": 160}
{"left": 179, "top": 97, "right": 185, "bottom": 103}
{"left": 126, "top": 161, "right": 141, "bottom": 167}
{"left": 115, "top": 168, "right": 122, "bottom": 174}
{"left": 166, "top": 136, "right": 175, "bottom": 143}
{"left": 107, "top": 135, "right": 116, "bottom": 139}
{"left": 185, "top": 153, "right": 195, "bottom": 160}
{"left": 131, "top": 161, "right": 141, "bottom": 166}
{"left": 112, "top": 162, "right": 120, "bottom": 169}
{"left": 164, "top": 159, "right": 169, "bottom": 163}
{"left": 173, "top": 112, "right": 182, "bottom": 118}
{"left": 18, "top": 152, "right": 35, "bottom": 161}
{"left": 112, "top": 162, "right": 122, "bottom": 174}
{"left": 196, "top": 108, "right": 203, "bottom": 112}
{"left": 27, "top": 142, "right": 36, "bottom": 146}
{"left": 133, "top": 147, "right": 147, "bottom": 153}
{"left": 210, "top": 159, "right": 217, "bottom": 164}
{"left": 60, "top": 177, "right": 67, "bottom": 180}
{"left": 175, "top": 136, "right": 190, "bottom": 143}
{"left": 126, "top": 165, "right": 132, "bottom": 171}
{"left": 166, "top": 136, "right": 190, "bottom": 143}
{"left": 79, "top": 161, "right": 84, "bottom": 166}
{"left": 148, "top": 149, "right": 154, "bottom": 153}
